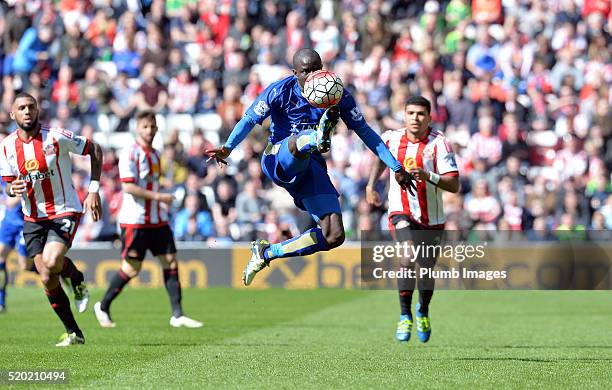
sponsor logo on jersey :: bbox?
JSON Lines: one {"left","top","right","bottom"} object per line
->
{"left": 150, "top": 162, "right": 160, "bottom": 176}
{"left": 19, "top": 170, "right": 55, "bottom": 182}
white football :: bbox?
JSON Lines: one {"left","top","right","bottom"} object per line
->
{"left": 303, "top": 70, "right": 344, "bottom": 109}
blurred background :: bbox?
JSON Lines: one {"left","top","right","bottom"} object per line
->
{"left": 0, "top": 0, "right": 610, "bottom": 245}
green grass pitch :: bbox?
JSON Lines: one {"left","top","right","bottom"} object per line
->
{"left": 1, "top": 288, "right": 611, "bottom": 388}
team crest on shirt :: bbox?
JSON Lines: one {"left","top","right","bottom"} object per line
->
{"left": 423, "top": 146, "right": 434, "bottom": 160}
{"left": 25, "top": 159, "right": 39, "bottom": 172}
{"left": 254, "top": 100, "right": 269, "bottom": 116}
{"left": 404, "top": 157, "right": 417, "bottom": 170}
{"left": 44, "top": 144, "right": 57, "bottom": 156}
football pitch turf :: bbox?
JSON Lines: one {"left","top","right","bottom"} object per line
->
{"left": 1, "top": 288, "right": 611, "bottom": 388}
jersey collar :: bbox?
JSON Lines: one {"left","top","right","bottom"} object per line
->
{"left": 404, "top": 127, "right": 431, "bottom": 144}
{"left": 16, "top": 125, "right": 42, "bottom": 144}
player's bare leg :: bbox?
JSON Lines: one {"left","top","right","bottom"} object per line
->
{"left": 36, "top": 242, "right": 84, "bottom": 346}
{"left": 95, "top": 259, "right": 141, "bottom": 328}
{"left": 159, "top": 254, "right": 202, "bottom": 328}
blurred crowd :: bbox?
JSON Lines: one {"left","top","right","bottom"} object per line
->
{"left": 0, "top": 0, "right": 610, "bottom": 244}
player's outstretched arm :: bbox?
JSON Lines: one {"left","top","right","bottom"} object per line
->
{"left": 204, "top": 145, "right": 231, "bottom": 167}
{"left": 205, "top": 116, "right": 258, "bottom": 166}
{"left": 354, "top": 125, "right": 417, "bottom": 195}
{"left": 366, "top": 159, "right": 386, "bottom": 207}
{"left": 84, "top": 141, "right": 103, "bottom": 221}
{"left": 122, "top": 182, "right": 175, "bottom": 205}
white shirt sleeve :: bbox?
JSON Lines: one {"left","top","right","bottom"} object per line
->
{"left": 119, "top": 146, "right": 138, "bottom": 183}
{"left": 436, "top": 137, "right": 459, "bottom": 175}
{"left": 0, "top": 142, "right": 16, "bottom": 181}
{"left": 52, "top": 128, "right": 90, "bottom": 155}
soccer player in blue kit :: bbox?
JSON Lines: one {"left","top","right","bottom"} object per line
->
{"left": 207, "top": 48, "right": 416, "bottom": 285}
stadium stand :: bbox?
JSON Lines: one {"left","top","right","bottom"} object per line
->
{"left": 0, "top": 0, "right": 610, "bottom": 243}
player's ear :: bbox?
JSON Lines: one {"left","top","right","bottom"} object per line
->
{"left": 9, "top": 111, "right": 15, "bottom": 120}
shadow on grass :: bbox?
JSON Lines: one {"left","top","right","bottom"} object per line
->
{"left": 134, "top": 342, "right": 292, "bottom": 347}
{"left": 449, "top": 357, "right": 612, "bottom": 363}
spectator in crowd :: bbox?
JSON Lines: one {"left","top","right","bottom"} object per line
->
{"left": 134, "top": 62, "right": 168, "bottom": 112}
{"left": 174, "top": 195, "right": 215, "bottom": 241}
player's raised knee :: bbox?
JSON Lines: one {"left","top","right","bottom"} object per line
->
{"left": 42, "top": 253, "right": 63, "bottom": 271}
{"left": 121, "top": 259, "right": 142, "bottom": 278}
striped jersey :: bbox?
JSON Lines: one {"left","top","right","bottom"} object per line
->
{"left": 0, "top": 126, "right": 91, "bottom": 222}
{"left": 381, "top": 128, "right": 459, "bottom": 228}
{"left": 118, "top": 142, "right": 168, "bottom": 227}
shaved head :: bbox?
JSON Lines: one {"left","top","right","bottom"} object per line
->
{"left": 292, "top": 48, "right": 322, "bottom": 69}
{"left": 292, "top": 48, "right": 323, "bottom": 91}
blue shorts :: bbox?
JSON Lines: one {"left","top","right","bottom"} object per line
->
{"left": 261, "top": 139, "right": 341, "bottom": 221}
{"left": 0, "top": 219, "right": 27, "bottom": 257}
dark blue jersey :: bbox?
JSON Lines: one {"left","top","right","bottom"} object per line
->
{"left": 244, "top": 76, "right": 370, "bottom": 145}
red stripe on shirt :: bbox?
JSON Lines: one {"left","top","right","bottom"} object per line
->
{"left": 33, "top": 133, "right": 56, "bottom": 216}
{"left": 14, "top": 139, "right": 37, "bottom": 219}
{"left": 396, "top": 136, "right": 411, "bottom": 218}
{"left": 415, "top": 142, "right": 429, "bottom": 226}
{"left": 82, "top": 139, "right": 91, "bottom": 156}
{"left": 143, "top": 151, "right": 153, "bottom": 224}
{"left": 152, "top": 150, "right": 161, "bottom": 222}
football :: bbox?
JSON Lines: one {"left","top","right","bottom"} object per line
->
{"left": 303, "top": 70, "right": 344, "bottom": 109}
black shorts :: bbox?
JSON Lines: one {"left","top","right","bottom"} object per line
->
{"left": 121, "top": 225, "right": 177, "bottom": 261}
{"left": 391, "top": 215, "right": 443, "bottom": 290}
{"left": 391, "top": 214, "right": 444, "bottom": 264}
{"left": 23, "top": 215, "right": 80, "bottom": 258}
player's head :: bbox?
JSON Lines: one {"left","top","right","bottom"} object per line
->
{"left": 292, "top": 48, "right": 323, "bottom": 91}
{"left": 10, "top": 92, "right": 39, "bottom": 132}
{"left": 404, "top": 96, "right": 431, "bottom": 135}
{"left": 135, "top": 111, "right": 158, "bottom": 146}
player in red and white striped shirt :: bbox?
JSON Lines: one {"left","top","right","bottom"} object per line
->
{"left": 367, "top": 96, "right": 459, "bottom": 344}
{"left": 0, "top": 93, "right": 103, "bottom": 346}
{"left": 94, "top": 111, "right": 202, "bottom": 329}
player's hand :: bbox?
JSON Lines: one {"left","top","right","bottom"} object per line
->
{"left": 366, "top": 186, "right": 382, "bottom": 207}
{"left": 84, "top": 192, "right": 102, "bottom": 222}
{"left": 204, "top": 146, "right": 231, "bottom": 167}
{"left": 394, "top": 169, "right": 417, "bottom": 196}
{"left": 10, "top": 179, "right": 27, "bottom": 196}
{"left": 409, "top": 168, "right": 429, "bottom": 182}
{"left": 156, "top": 193, "right": 175, "bottom": 205}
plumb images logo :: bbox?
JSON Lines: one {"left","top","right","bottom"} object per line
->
{"left": 360, "top": 230, "right": 612, "bottom": 290}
